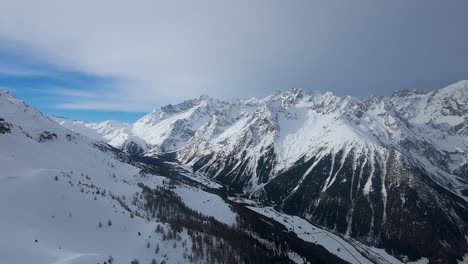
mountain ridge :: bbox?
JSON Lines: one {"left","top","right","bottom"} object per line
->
{"left": 52, "top": 81, "right": 468, "bottom": 195}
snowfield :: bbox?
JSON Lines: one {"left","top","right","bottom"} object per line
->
{"left": 247, "top": 207, "right": 401, "bottom": 264}
{"left": 174, "top": 186, "right": 237, "bottom": 225}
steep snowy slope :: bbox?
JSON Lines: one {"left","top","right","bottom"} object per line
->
{"left": 53, "top": 96, "right": 229, "bottom": 156}
{"left": 51, "top": 116, "right": 127, "bottom": 140}
{"left": 0, "top": 89, "right": 165, "bottom": 263}
{"left": 132, "top": 95, "right": 229, "bottom": 155}
{"left": 52, "top": 116, "right": 147, "bottom": 155}
{"left": 381, "top": 81, "right": 468, "bottom": 191}
{"left": 178, "top": 88, "right": 387, "bottom": 190}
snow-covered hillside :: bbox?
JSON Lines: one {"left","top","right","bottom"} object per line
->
{"left": 51, "top": 116, "right": 148, "bottom": 155}
{"left": 0, "top": 89, "right": 158, "bottom": 263}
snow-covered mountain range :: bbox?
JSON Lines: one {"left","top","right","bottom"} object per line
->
{"left": 1, "top": 89, "right": 316, "bottom": 263}
{"left": 51, "top": 81, "right": 468, "bottom": 262}
{"left": 54, "top": 81, "right": 468, "bottom": 195}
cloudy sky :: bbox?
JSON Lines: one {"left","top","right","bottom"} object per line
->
{"left": 0, "top": 0, "right": 467, "bottom": 122}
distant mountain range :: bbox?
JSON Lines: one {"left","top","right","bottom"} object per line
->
{"left": 53, "top": 80, "right": 468, "bottom": 195}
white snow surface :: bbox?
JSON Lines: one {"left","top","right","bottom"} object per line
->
{"left": 248, "top": 207, "right": 402, "bottom": 264}
{"left": 51, "top": 116, "right": 147, "bottom": 152}
{"left": 174, "top": 186, "right": 237, "bottom": 225}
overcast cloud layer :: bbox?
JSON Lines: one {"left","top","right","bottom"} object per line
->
{"left": 0, "top": 0, "right": 467, "bottom": 112}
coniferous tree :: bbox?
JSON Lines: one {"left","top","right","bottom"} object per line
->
{"left": 155, "top": 243, "right": 160, "bottom": 254}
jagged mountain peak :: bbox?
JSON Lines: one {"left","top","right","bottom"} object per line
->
{"left": 390, "top": 80, "right": 468, "bottom": 99}
{"left": 139, "top": 94, "right": 220, "bottom": 124}
{"left": 273, "top": 87, "right": 304, "bottom": 101}
{"left": 391, "top": 88, "right": 432, "bottom": 97}
{"left": 440, "top": 79, "right": 468, "bottom": 92}
{"left": 431, "top": 80, "right": 468, "bottom": 111}
{"left": 197, "top": 93, "right": 214, "bottom": 101}
{"left": 131, "top": 94, "right": 228, "bottom": 154}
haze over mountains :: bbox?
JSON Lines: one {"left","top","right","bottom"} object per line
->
{"left": 1, "top": 81, "right": 468, "bottom": 263}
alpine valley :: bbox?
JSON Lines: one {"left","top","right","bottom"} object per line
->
{"left": 1, "top": 81, "right": 468, "bottom": 264}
